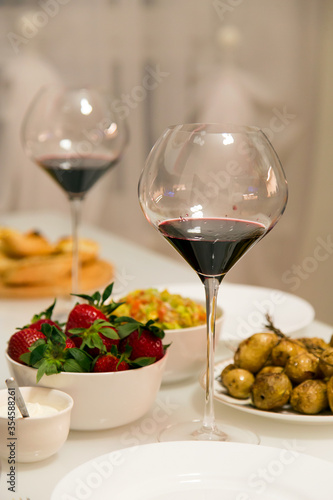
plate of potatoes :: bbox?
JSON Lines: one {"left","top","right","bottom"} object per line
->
{"left": 201, "top": 331, "right": 333, "bottom": 423}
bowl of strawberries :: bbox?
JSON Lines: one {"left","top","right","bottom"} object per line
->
{"left": 5, "top": 284, "right": 168, "bottom": 431}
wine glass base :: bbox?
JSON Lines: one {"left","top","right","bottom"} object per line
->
{"left": 158, "top": 419, "right": 260, "bottom": 444}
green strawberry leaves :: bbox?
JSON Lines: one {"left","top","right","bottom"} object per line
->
{"left": 112, "top": 317, "right": 165, "bottom": 340}
{"left": 31, "top": 299, "right": 57, "bottom": 322}
{"left": 71, "top": 282, "right": 124, "bottom": 317}
{"left": 69, "top": 319, "right": 119, "bottom": 351}
{"left": 20, "top": 323, "right": 93, "bottom": 382}
{"left": 130, "top": 356, "right": 157, "bottom": 367}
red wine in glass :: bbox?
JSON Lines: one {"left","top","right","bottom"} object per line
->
{"left": 158, "top": 217, "right": 266, "bottom": 283}
{"left": 37, "top": 155, "right": 118, "bottom": 199}
{"left": 21, "top": 85, "right": 128, "bottom": 295}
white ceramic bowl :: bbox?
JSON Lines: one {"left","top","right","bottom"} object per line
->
{"left": 0, "top": 386, "right": 73, "bottom": 463}
{"left": 5, "top": 352, "right": 168, "bottom": 431}
{"left": 162, "top": 307, "right": 224, "bottom": 384}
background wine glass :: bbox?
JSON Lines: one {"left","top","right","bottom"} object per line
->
{"left": 138, "top": 123, "right": 288, "bottom": 443}
{"left": 21, "top": 85, "right": 128, "bottom": 295}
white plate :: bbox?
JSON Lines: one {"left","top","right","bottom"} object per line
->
{"left": 157, "top": 282, "right": 315, "bottom": 344}
{"left": 201, "top": 359, "right": 333, "bottom": 424}
{"left": 51, "top": 441, "right": 333, "bottom": 499}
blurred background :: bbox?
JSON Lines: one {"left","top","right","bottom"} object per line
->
{"left": 0, "top": 0, "right": 332, "bottom": 325}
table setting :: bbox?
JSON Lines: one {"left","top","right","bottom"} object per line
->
{"left": 0, "top": 88, "right": 333, "bottom": 499}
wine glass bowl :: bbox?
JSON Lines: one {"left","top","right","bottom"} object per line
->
{"left": 140, "top": 124, "right": 287, "bottom": 266}
{"left": 21, "top": 85, "right": 128, "bottom": 294}
{"left": 139, "top": 123, "right": 288, "bottom": 442}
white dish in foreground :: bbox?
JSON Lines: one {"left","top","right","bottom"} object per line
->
{"left": 158, "top": 282, "right": 315, "bottom": 342}
{"left": 51, "top": 441, "right": 333, "bottom": 499}
{"left": 201, "top": 359, "right": 333, "bottom": 424}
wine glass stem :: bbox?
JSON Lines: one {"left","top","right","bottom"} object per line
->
{"left": 203, "top": 276, "right": 220, "bottom": 432}
{"left": 69, "top": 197, "right": 82, "bottom": 295}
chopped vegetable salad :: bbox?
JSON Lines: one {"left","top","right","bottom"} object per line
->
{"left": 114, "top": 288, "right": 207, "bottom": 329}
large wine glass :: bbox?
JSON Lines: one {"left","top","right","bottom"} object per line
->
{"left": 21, "top": 85, "right": 128, "bottom": 294}
{"left": 138, "top": 123, "right": 288, "bottom": 442}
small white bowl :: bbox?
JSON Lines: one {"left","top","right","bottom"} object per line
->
{"left": 6, "top": 352, "right": 168, "bottom": 431}
{"left": 0, "top": 386, "right": 73, "bottom": 463}
{"left": 162, "top": 308, "right": 224, "bottom": 384}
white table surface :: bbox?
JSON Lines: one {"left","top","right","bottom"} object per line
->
{"left": 0, "top": 211, "right": 333, "bottom": 499}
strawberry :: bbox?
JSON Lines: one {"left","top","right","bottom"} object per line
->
{"left": 28, "top": 300, "right": 63, "bottom": 333}
{"left": 65, "top": 283, "right": 123, "bottom": 352}
{"left": 120, "top": 329, "right": 164, "bottom": 362}
{"left": 30, "top": 318, "right": 62, "bottom": 332}
{"left": 66, "top": 300, "right": 120, "bottom": 353}
{"left": 93, "top": 353, "right": 129, "bottom": 372}
{"left": 7, "top": 328, "right": 46, "bottom": 364}
{"left": 65, "top": 303, "right": 108, "bottom": 335}
{"left": 65, "top": 337, "right": 76, "bottom": 349}
{"left": 69, "top": 282, "right": 122, "bottom": 321}
{"left": 20, "top": 324, "right": 92, "bottom": 382}
{"left": 115, "top": 318, "right": 166, "bottom": 363}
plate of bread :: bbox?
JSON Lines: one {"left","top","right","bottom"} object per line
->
{"left": 0, "top": 227, "right": 113, "bottom": 298}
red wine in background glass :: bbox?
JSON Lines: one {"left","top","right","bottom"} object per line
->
{"left": 158, "top": 217, "right": 266, "bottom": 283}
{"left": 37, "top": 155, "right": 118, "bottom": 198}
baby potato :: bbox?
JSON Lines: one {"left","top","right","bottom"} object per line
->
{"left": 234, "top": 332, "right": 279, "bottom": 373}
{"left": 284, "top": 351, "right": 320, "bottom": 385}
{"left": 257, "top": 365, "right": 284, "bottom": 376}
{"left": 319, "top": 347, "right": 333, "bottom": 378}
{"left": 327, "top": 376, "right": 333, "bottom": 412}
{"left": 251, "top": 372, "right": 292, "bottom": 411}
{"left": 271, "top": 338, "right": 306, "bottom": 367}
{"left": 299, "top": 337, "right": 329, "bottom": 354}
{"left": 290, "top": 379, "right": 328, "bottom": 415}
{"left": 220, "top": 363, "right": 237, "bottom": 387}
{"left": 223, "top": 368, "right": 255, "bottom": 399}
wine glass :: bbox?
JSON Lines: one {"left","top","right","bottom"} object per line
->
{"left": 21, "top": 85, "right": 128, "bottom": 295}
{"left": 138, "top": 123, "right": 288, "bottom": 443}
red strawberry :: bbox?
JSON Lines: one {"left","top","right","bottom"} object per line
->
{"left": 66, "top": 304, "right": 119, "bottom": 353}
{"left": 16, "top": 325, "right": 93, "bottom": 381}
{"left": 30, "top": 318, "right": 62, "bottom": 332}
{"left": 7, "top": 328, "right": 46, "bottom": 364}
{"left": 93, "top": 353, "right": 129, "bottom": 372}
{"left": 65, "top": 337, "right": 76, "bottom": 349}
{"left": 66, "top": 304, "right": 108, "bottom": 334}
{"left": 120, "top": 329, "right": 164, "bottom": 361}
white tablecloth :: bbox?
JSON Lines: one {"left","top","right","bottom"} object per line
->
{"left": 0, "top": 211, "right": 332, "bottom": 499}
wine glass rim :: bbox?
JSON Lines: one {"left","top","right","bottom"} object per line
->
{"left": 165, "top": 123, "right": 263, "bottom": 135}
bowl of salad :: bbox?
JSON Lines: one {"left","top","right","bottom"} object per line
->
{"left": 114, "top": 288, "right": 223, "bottom": 383}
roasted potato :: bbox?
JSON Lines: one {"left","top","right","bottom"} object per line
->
{"left": 319, "top": 347, "right": 333, "bottom": 378}
{"left": 271, "top": 338, "right": 305, "bottom": 367}
{"left": 223, "top": 368, "right": 255, "bottom": 399}
{"left": 327, "top": 376, "right": 333, "bottom": 412}
{"left": 299, "top": 337, "right": 330, "bottom": 356}
{"left": 251, "top": 372, "right": 292, "bottom": 411}
{"left": 290, "top": 379, "right": 328, "bottom": 415}
{"left": 284, "top": 351, "right": 320, "bottom": 385}
{"left": 257, "top": 365, "right": 284, "bottom": 376}
{"left": 234, "top": 332, "right": 279, "bottom": 373}
{"left": 220, "top": 363, "right": 237, "bottom": 387}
